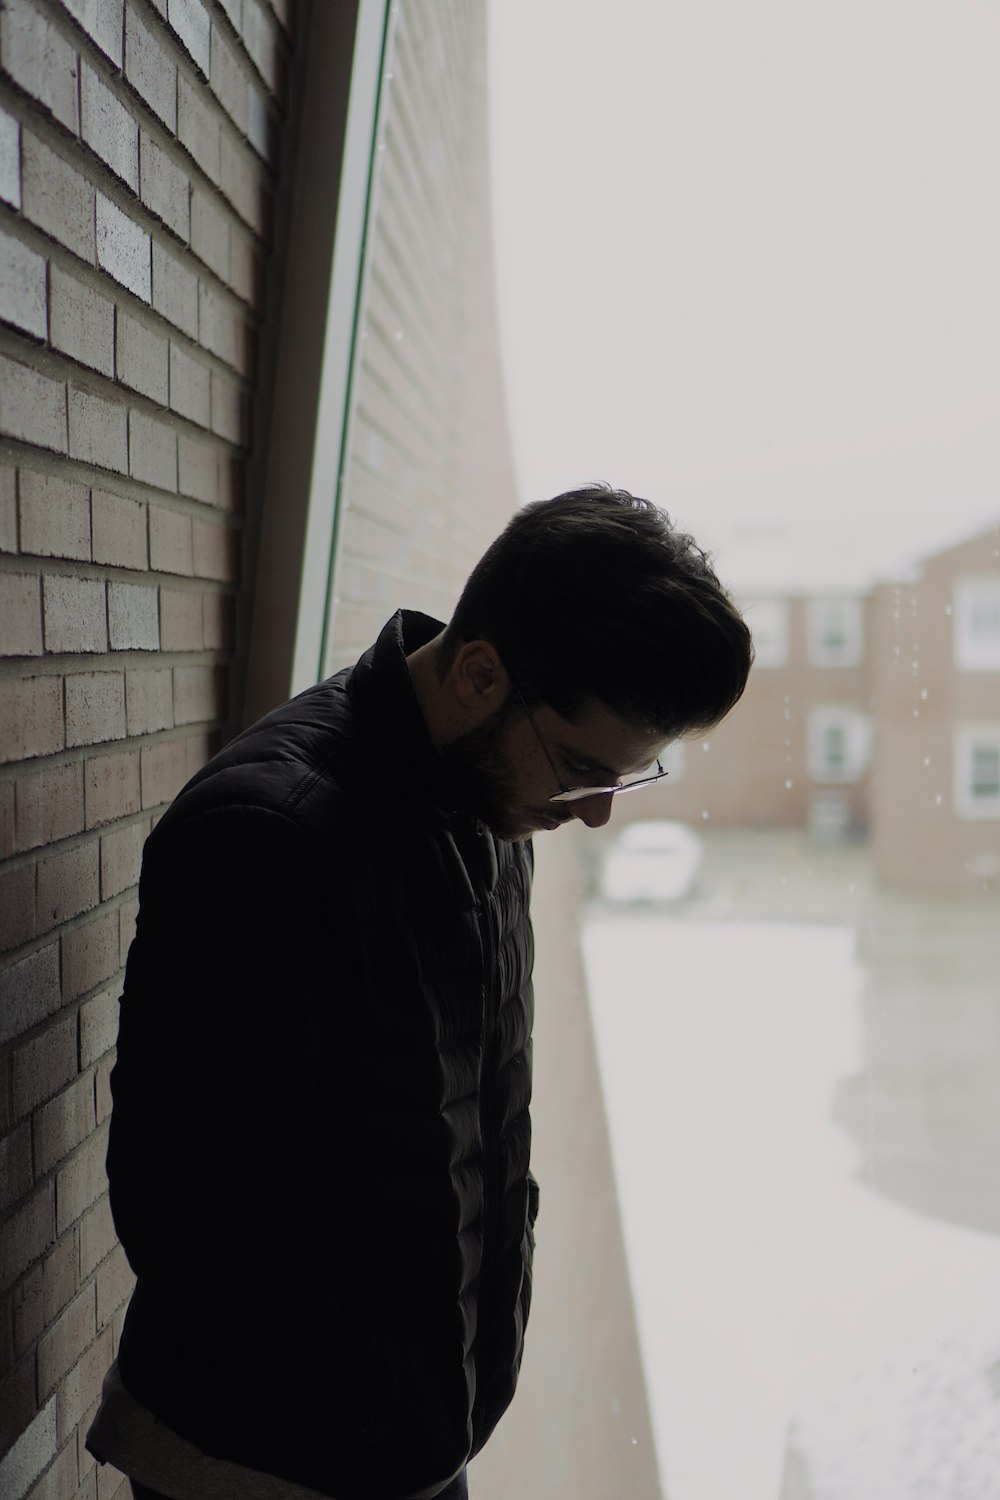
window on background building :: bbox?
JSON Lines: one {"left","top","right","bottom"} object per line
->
{"left": 954, "top": 727, "right": 1000, "bottom": 818}
{"left": 953, "top": 576, "right": 1000, "bottom": 672}
{"left": 807, "top": 597, "right": 864, "bottom": 667}
{"left": 807, "top": 705, "right": 872, "bottom": 782}
{"left": 746, "top": 598, "right": 789, "bottom": 668}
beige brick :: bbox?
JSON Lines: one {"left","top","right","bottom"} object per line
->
{"left": 38, "top": 1285, "right": 95, "bottom": 1398}
{"left": 34, "top": 1075, "right": 96, "bottom": 1177}
{"left": 0, "top": 356, "right": 67, "bottom": 453}
{"left": 177, "top": 72, "right": 220, "bottom": 185}
{"left": 18, "top": 472, "right": 91, "bottom": 562}
{"left": 57, "top": 1324, "right": 112, "bottom": 1453}
{"left": 0, "top": 103, "right": 20, "bottom": 211}
{"left": 1, "top": 0, "right": 80, "bottom": 136}
{"left": 79, "top": 983, "right": 119, "bottom": 1068}
{"left": 210, "top": 24, "right": 248, "bottom": 132}
{"left": 80, "top": 63, "right": 138, "bottom": 192}
{"left": 50, "top": 265, "right": 115, "bottom": 378}
{"left": 159, "top": 586, "right": 203, "bottom": 650}
{"left": 242, "top": 0, "right": 284, "bottom": 100}
{"left": 62, "top": 907, "right": 120, "bottom": 1003}
{"left": 124, "top": 4, "right": 177, "bottom": 132}
{"left": 151, "top": 241, "right": 198, "bottom": 339}
{"left": 0, "top": 572, "right": 43, "bottom": 656}
{"left": 124, "top": 668, "right": 172, "bottom": 735}
{"left": 12, "top": 1260, "right": 44, "bottom": 1354}
{"left": 0, "top": 778, "right": 15, "bottom": 860}
{"left": 1, "top": 1122, "right": 34, "bottom": 1210}
{"left": 0, "top": 860, "right": 38, "bottom": 951}
{"left": 37, "top": 839, "right": 100, "bottom": 930}
{"left": 202, "top": 591, "right": 234, "bottom": 651}
{"left": 177, "top": 432, "right": 218, "bottom": 504}
{"left": 140, "top": 737, "right": 187, "bottom": 808}
{"left": 13, "top": 1014, "right": 77, "bottom": 1117}
{"left": 139, "top": 133, "right": 189, "bottom": 242}
{"left": 0, "top": 226, "right": 48, "bottom": 340}
{"left": 0, "top": 675, "right": 64, "bottom": 763}
{"left": 173, "top": 664, "right": 226, "bottom": 725}
{"left": 42, "top": 575, "right": 107, "bottom": 655}
{"left": 148, "top": 505, "right": 193, "bottom": 575}
{"left": 190, "top": 187, "right": 230, "bottom": 281}
{"left": 128, "top": 410, "right": 177, "bottom": 492}
{"left": 64, "top": 671, "right": 126, "bottom": 748}
{"left": 100, "top": 818, "right": 147, "bottom": 899}
{"left": 55, "top": 1122, "right": 108, "bottom": 1233}
{"left": 193, "top": 518, "right": 239, "bottom": 582}
{"left": 21, "top": 134, "right": 95, "bottom": 264}
{"left": 0, "top": 1180, "right": 54, "bottom": 1290}
{"left": 198, "top": 281, "right": 238, "bottom": 367}
{"left": 95, "top": 1243, "right": 134, "bottom": 1333}
{"left": 84, "top": 750, "right": 141, "bottom": 829}
{"left": 79, "top": 1195, "right": 115, "bottom": 1282}
{"left": 107, "top": 581, "right": 159, "bottom": 650}
{"left": 210, "top": 371, "right": 246, "bottom": 445}
{"left": 229, "top": 226, "right": 265, "bottom": 310}
{"left": 61, "top": 0, "right": 125, "bottom": 68}
{"left": 1, "top": 1123, "right": 33, "bottom": 1215}
{"left": 96, "top": 195, "right": 151, "bottom": 304}
{"left": 42, "top": 1230, "right": 79, "bottom": 1332}
{"left": 169, "top": 342, "right": 211, "bottom": 427}
{"left": 0, "top": 1357, "right": 46, "bottom": 1465}
{"left": 115, "top": 308, "right": 168, "bottom": 405}
{"left": 169, "top": 0, "right": 211, "bottom": 76}
{"left": 94, "top": 1052, "right": 113, "bottom": 1125}
{"left": 220, "top": 132, "right": 267, "bottom": 237}
{"left": 17, "top": 761, "right": 85, "bottom": 852}
{"left": 0, "top": 942, "right": 61, "bottom": 1049}
{"left": 0, "top": 464, "right": 17, "bottom": 552}
{"left": 91, "top": 491, "right": 147, "bottom": 570}
{"left": 246, "top": 81, "right": 276, "bottom": 166}
{"left": 68, "top": 388, "right": 128, "bottom": 474}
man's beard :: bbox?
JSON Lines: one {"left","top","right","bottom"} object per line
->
{"left": 438, "top": 705, "right": 527, "bottom": 840}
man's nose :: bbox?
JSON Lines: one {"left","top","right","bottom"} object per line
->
{"left": 570, "top": 794, "right": 614, "bottom": 829}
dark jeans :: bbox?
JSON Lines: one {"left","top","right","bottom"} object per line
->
{"left": 131, "top": 1470, "right": 469, "bottom": 1500}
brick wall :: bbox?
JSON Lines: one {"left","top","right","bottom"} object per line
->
{"left": 0, "top": 3, "right": 295, "bottom": 1496}
{"left": 325, "top": 0, "right": 519, "bottom": 670}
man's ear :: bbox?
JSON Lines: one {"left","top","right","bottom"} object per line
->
{"left": 448, "top": 639, "right": 509, "bottom": 719}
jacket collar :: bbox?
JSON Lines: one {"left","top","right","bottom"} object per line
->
{"left": 346, "top": 610, "right": 451, "bottom": 812}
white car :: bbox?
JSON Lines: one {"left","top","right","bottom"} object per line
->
{"left": 599, "top": 820, "right": 703, "bottom": 904}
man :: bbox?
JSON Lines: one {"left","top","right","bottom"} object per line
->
{"left": 87, "top": 486, "right": 753, "bottom": 1500}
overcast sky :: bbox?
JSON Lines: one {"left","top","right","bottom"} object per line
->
{"left": 488, "top": 0, "right": 1000, "bottom": 589}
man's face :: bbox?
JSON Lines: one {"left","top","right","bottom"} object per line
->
{"left": 440, "top": 695, "right": 669, "bottom": 842}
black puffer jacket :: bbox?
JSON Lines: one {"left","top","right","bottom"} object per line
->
{"left": 107, "top": 611, "right": 537, "bottom": 1500}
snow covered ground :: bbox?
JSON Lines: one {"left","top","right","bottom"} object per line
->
{"left": 583, "top": 911, "right": 1000, "bottom": 1500}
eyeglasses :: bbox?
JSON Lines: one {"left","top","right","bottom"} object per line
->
{"left": 505, "top": 671, "right": 668, "bottom": 804}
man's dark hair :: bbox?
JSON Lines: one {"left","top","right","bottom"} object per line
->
{"left": 440, "top": 484, "right": 753, "bottom": 738}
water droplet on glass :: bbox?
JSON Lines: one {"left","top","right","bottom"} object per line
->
{"left": 912, "top": 708, "right": 920, "bottom": 718}
{"left": 700, "top": 809, "right": 710, "bottom": 820}
{"left": 394, "top": 329, "right": 404, "bottom": 341}
{"left": 785, "top": 778, "right": 793, "bottom": 790}
{"left": 919, "top": 689, "right": 928, "bottom": 700}
{"left": 923, "top": 755, "right": 931, "bottom": 766}
{"left": 935, "top": 793, "right": 943, "bottom": 805}
{"left": 702, "top": 741, "right": 710, "bottom": 752}
{"left": 783, "top": 708, "right": 791, "bottom": 719}
{"left": 944, "top": 605, "right": 952, "bottom": 616}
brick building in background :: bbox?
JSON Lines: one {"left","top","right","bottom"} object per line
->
{"left": 646, "top": 522, "right": 1000, "bottom": 894}
{"left": 0, "top": 5, "right": 661, "bottom": 1500}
